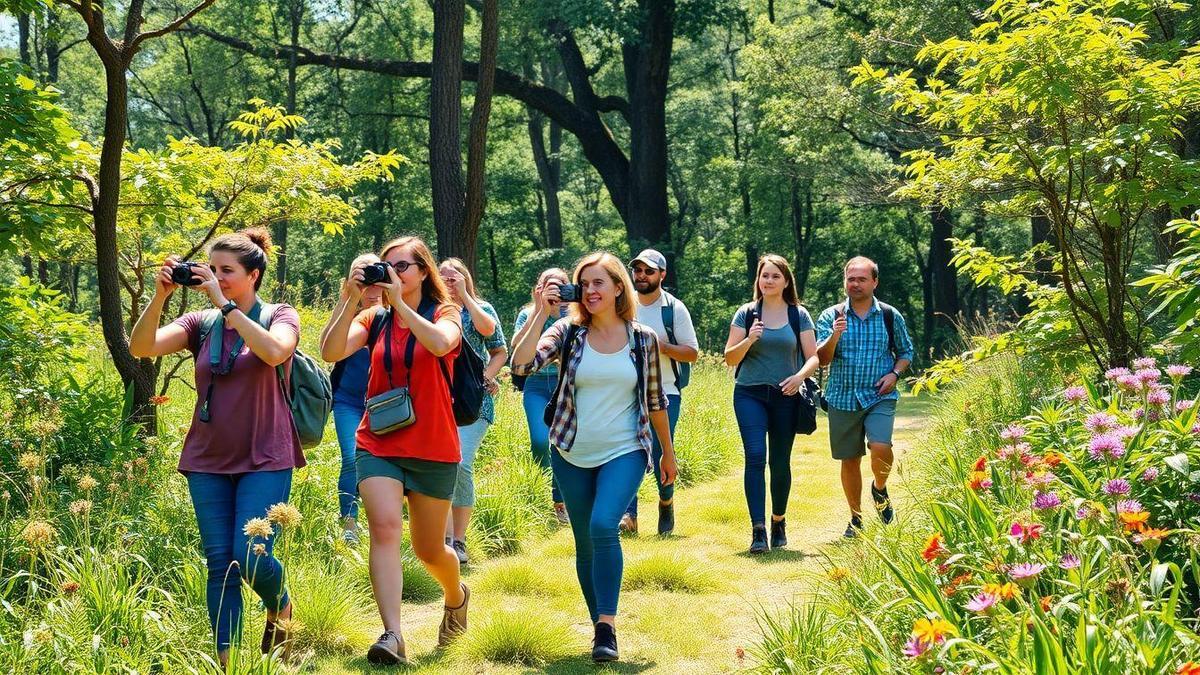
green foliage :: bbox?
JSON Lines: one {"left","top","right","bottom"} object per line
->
{"left": 622, "top": 551, "right": 721, "bottom": 592}
{"left": 1138, "top": 216, "right": 1200, "bottom": 361}
{"left": 448, "top": 605, "right": 580, "bottom": 667}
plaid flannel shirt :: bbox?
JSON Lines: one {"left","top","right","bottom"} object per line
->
{"left": 815, "top": 297, "right": 915, "bottom": 411}
{"left": 511, "top": 318, "right": 667, "bottom": 454}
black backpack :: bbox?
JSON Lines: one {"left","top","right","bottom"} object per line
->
{"left": 367, "top": 301, "right": 485, "bottom": 427}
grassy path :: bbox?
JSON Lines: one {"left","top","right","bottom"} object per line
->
{"left": 316, "top": 398, "right": 927, "bottom": 674}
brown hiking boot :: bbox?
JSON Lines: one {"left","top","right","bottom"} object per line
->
{"left": 438, "top": 583, "right": 470, "bottom": 648}
{"left": 260, "top": 602, "right": 294, "bottom": 661}
{"left": 619, "top": 514, "right": 638, "bottom": 535}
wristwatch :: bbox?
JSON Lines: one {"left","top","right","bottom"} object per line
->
{"left": 891, "top": 369, "right": 902, "bottom": 379}
{"left": 220, "top": 301, "right": 238, "bottom": 316}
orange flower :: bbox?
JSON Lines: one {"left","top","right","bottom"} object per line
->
{"left": 982, "top": 582, "right": 1018, "bottom": 601}
{"left": 1039, "top": 595, "right": 1053, "bottom": 612}
{"left": 1042, "top": 451, "right": 1063, "bottom": 468}
{"left": 968, "top": 471, "right": 992, "bottom": 490}
{"left": 1178, "top": 663, "right": 1200, "bottom": 675}
{"left": 973, "top": 455, "right": 987, "bottom": 472}
{"left": 912, "top": 617, "right": 955, "bottom": 644}
{"left": 1134, "top": 527, "right": 1169, "bottom": 552}
{"left": 922, "top": 534, "right": 947, "bottom": 563}
{"left": 943, "top": 572, "right": 973, "bottom": 596}
{"left": 148, "top": 395, "right": 171, "bottom": 406}
{"left": 1119, "top": 511, "right": 1150, "bottom": 533}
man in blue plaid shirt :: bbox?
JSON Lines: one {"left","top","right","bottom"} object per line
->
{"left": 816, "top": 257, "right": 914, "bottom": 538}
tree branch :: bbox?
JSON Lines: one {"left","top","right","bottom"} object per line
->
{"left": 130, "top": 0, "right": 218, "bottom": 52}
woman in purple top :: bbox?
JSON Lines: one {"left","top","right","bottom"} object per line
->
{"left": 129, "top": 228, "right": 303, "bottom": 666}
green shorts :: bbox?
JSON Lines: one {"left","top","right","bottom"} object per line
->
{"left": 355, "top": 450, "right": 458, "bottom": 500}
{"left": 827, "top": 399, "right": 897, "bottom": 460}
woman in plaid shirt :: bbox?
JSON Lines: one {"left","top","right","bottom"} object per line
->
{"left": 511, "top": 251, "right": 678, "bottom": 663}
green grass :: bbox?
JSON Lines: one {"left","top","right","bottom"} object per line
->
{"left": 622, "top": 551, "right": 721, "bottom": 592}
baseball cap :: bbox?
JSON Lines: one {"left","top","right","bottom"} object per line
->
{"left": 630, "top": 248, "right": 667, "bottom": 271}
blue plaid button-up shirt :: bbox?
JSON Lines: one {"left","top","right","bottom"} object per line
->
{"left": 815, "top": 298, "right": 915, "bottom": 411}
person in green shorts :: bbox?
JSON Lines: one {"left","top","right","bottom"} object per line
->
{"left": 815, "top": 256, "right": 915, "bottom": 538}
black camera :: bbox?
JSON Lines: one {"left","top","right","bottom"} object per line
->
{"left": 361, "top": 261, "right": 391, "bottom": 285}
{"left": 558, "top": 283, "right": 582, "bottom": 303}
{"left": 170, "top": 261, "right": 204, "bottom": 287}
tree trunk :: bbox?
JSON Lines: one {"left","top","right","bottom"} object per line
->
{"left": 18, "top": 13, "right": 30, "bottom": 66}
{"left": 528, "top": 112, "right": 563, "bottom": 248}
{"left": 274, "top": 0, "right": 304, "bottom": 302}
{"left": 791, "top": 178, "right": 815, "bottom": 300}
{"left": 928, "top": 205, "right": 959, "bottom": 355}
{"left": 458, "top": 0, "right": 498, "bottom": 273}
{"left": 431, "top": 0, "right": 467, "bottom": 258}
{"left": 487, "top": 225, "right": 499, "bottom": 292}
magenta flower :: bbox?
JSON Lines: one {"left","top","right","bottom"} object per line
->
{"left": 1115, "top": 425, "right": 1139, "bottom": 440}
{"left": 1032, "top": 492, "right": 1062, "bottom": 510}
{"left": 965, "top": 592, "right": 997, "bottom": 613}
{"left": 1193, "top": 421, "right": 1200, "bottom": 435}
{"left": 1166, "top": 364, "right": 1192, "bottom": 379}
{"left": 1000, "top": 424, "right": 1027, "bottom": 441}
{"left": 1133, "top": 357, "right": 1158, "bottom": 370}
{"left": 1088, "top": 434, "right": 1125, "bottom": 460}
{"left": 1141, "top": 467, "right": 1159, "bottom": 482}
{"left": 1116, "top": 374, "right": 1145, "bottom": 392}
{"left": 1063, "top": 386, "right": 1087, "bottom": 403}
{"left": 1116, "top": 499, "right": 1143, "bottom": 514}
{"left": 903, "top": 636, "right": 931, "bottom": 658}
{"left": 1177, "top": 400, "right": 1195, "bottom": 413}
{"left": 1102, "top": 479, "right": 1131, "bottom": 496}
{"left": 1105, "top": 367, "right": 1132, "bottom": 380}
{"left": 1059, "top": 554, "right": 1081, "bottom": 570}
{"left": 1135, "top": 368, "right": 1161, "bottom": 384}
{"left": 1147, "top": 387, "right": 1171, "bottom": 407}
{"left": 1085, "top": 412, "right": 1119, "bottom": 433}
{"left": 1009, "top": 562, "right": 1046, "bottom": 586}
{"left": 1076, "top": 505, "right": 1095, "bottom": 520}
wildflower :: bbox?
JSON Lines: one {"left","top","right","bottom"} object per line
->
{"left": 68, "top": 500, "right": 92, "bottom": 516}
{"left": 266, "top": 502, "right": 302, "bottom": 528}
{"left": 982, "top": 582, "right": 1018, "bottom": 600}
{"left": 1133, "top": 528, "right": 1169, "bottom": 553}
{"left": 943, "top": 572, "right": 973, "bottom": 596}
{"left": 1024, "top": 471, "right": 1054, "bottom": 487}
{"left": 1088, "top": 434, "right": 1124, "bottom": 460}
{"left": 1033, "top": 492, "right": 1061, "bottom": 511}
{"left": 1009, "top": 521, "right": 1043, "bottom": 545}
{"left": 276, "top": 618, "right": 304, "bottom": 635}
{"left": 1177, "top": 400, "right": 1196, "bottom": 414}
{"left": 1141, "top": 467, "right": 1159, "bottom": 482}
{"left": 148, "top": 395, "right": 171, "bottom": 406}
{"left": 60, "top": 581, "right": 79, "bottom": 595}
{"left": 1084, "top": 412, "right": 1119, "bottom": 433}
{"left": 1009, "top": 562, "right": 1046, "bottom": 587}
{"left": 903, "top": 636, "right": 931, "bottom": 659}
{"left": 20, "top": 520, "right": 56, "bottom": 549}
{"left": 252, "top": 543, "right": 267, "bottom": 557}
{"left": 1119, "top": 510, "right": 1150, "bottom": 533}
{"left": 1116, "top": 499, "right": 1143, "bottom": 514}
{"left": 1136, "top": 367, "right": 1162, "bottom": 384}
{"left": 1147, "top": 387, "right": 1171, "bottom": 407}
{"left": 1063, "top": 386, "right": 1087, "bottom": 403}
{"left": 1166, "top": 364, "right": 1193, "bottom": 380}
{"left": 17, "top": 452, "right": 41, "bottom": 473}
{"left": 965, "top": 592, "right": 997, "bottom": 613}
{"left": 1106, "top": 578, "right": 1131, "bottom": 605}
{"left": 922, "top": 534, "right": 947, "bottom": 563}
{"left": 77, "top": 475, "right": 98, "bottom": 492}
{"left": 1133, "top": 357, "right": 1158, "bottom": 370}
{"left": 1059, "top": 554, "right": 1081, "bottom": 570}
{"left": 1042, "top": 451, "right": 1064, "bottom": 468}
{"left": 912, "top": 617, "right": 955, "bottom": 644}
{"left": 1105, "top": 367, "right": 1131, "bottom": 380}
{"left": 973, "top": 455, "right": 987, "bottom": 472}
{"left": 1115, "top": 425, "right": 1139, "bottom": 440}
{"left": 1039, "top": 596, "right": 1053, "bottom": 612}
{"left": 1102, "top": 479, "right": 1131, "bottom": 496}
{"left": 828, "top": 567, "right": 850, "bottom": 582}
{"left": 1178, "top": 662, "right": 1200, "bottom": 675}
{"left": 968, "top": 471, "right": 993, "bottom": 490}
{"left": 1116, "top": 374, "right": 1144, "bottom": 392}
{"left": 243, "top": 517, "right": 274, "bottom": 540}
{"left": 1000, "top": 424, "right": 1027, "bottom": 441}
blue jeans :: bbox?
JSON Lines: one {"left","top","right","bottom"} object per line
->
{"left": 185, "top": 469, "right": 293, "bottom": 651}
{"left": 626, "top": 393, "right": 680, "bottom": 517}
{"left": 733, "top": 384, "right": 798, "bottom": 526}
{"left": 332, "top": 401, "right": 365, "bottom": 520}
{"left": 452, "top": 417, "right": 491, "bottom": 507}
{"left": 522, "top": 372, "right": 563, "bottom": 503}
{"left": 552, "top": 449, "right": 646, "bottom": 621}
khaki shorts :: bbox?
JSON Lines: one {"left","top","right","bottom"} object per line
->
{"left": 826, "top": 399, "right": 897, "bottom": 460}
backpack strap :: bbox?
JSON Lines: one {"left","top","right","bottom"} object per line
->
{"left": 734, "top": 300, "right": 763, "bottom": 380}
{"left": 632, "top": 325, "right": 646, "bottom": 402}
{"left": 787, "top": 303, "right": 802, "bottom": 366}
{"left": 878, "top": 301, "right": 897, "bottom": 357}
{"left": 660, "top": 292, "right": 682, "bottom": 389}
{"left": 196, "top": 309, "right": 221, "bottom": 355}
{"left": 366, "top": 306, "right": 389, "bottom": 353}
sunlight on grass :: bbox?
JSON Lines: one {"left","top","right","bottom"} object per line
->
{"left": 623, "top": 551, "right": 721, "bottom": 593}
{"left": 449, "top": 606, "right": 581, "bottom": 667}
{"left": 476, "top": 557, "right": 573, "bottom": 597}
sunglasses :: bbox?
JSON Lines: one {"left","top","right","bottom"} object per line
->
{"left": 630, "top": 266, "right": 659, "bottom": 275}
{"left": 390, "top": 260, "right": 425, "bottom": 273}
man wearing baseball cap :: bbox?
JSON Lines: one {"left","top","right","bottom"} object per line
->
{"left": 622, "top": 248, "right": 699, "bottom": 535}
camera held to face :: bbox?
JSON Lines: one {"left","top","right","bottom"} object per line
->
{"left": 170, "top": 262, "right": 204, "bottom": 287}
{"left": 361, "top": 261, "right": 392, "bottom": 286}
{"left": 557, "top": 283, "right": 582, "bottom": 303}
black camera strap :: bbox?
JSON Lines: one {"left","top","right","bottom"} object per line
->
{"left": 198, "top": 299, "right": 264, "bottom": 423}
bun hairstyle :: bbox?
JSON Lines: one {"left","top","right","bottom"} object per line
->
{"left": 210, "top": 227, "right": 272, "bottom": 290}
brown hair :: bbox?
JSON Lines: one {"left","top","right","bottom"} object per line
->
{"left": 439, "top": 257, "right": 479, "bottom": 301}
{"left": 379, "top": 236, "right": 452, "bottom": 307}
{"left": 844, "top": 256, "right": 879, "bottom": 280}
{"left": 753, "top": 254, "right": 799, "bottom": 306}
{"left": 209, "top": 227, "right": 271, "bottom": 290}
{"left": 568, "top": 252, "right": 636, "bottom": 326}
{"left": 521, "top": 267, "right": 569, "bottom": 314}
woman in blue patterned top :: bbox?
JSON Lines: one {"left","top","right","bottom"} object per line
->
{"left": 511, "top": 267, "right": 571, "bottom": 524}
{"left": 439, "top": 258, "right": 508, "bottom": 564}
{"left": 320, "top": 253, "right": 385, "bottom": 545}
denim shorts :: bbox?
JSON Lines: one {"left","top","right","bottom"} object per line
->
{"left": 826, "top": 399, "right": 897, "bottom": 460}
{"left": 355, "top": 450, "right": 459, "bottom": 500}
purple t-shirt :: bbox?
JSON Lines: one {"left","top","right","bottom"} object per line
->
{"left": 173, "top": 306, "right": 306, "bottom": 474}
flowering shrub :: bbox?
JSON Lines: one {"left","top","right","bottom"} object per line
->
{"left": 824, "top": 358, "right": 1200, "bottom": 672}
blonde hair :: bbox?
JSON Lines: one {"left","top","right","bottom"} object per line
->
{"left": 379, "top": 236, "right": 452, "bottom": 307}
{"left": 439, "top": 257, "right": 479, "bottom": 301}
{"left": 753, "top": 254, "right": 799, "bottom": 305}
{"left": 568, "top": 252, "right": 636, "bottom": 326}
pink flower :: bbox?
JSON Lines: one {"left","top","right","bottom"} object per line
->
{"left": 1136, "top": 368, "right": 1161, "bottom": 384}
{"left": 1102, "top": 479, "right": 1131, "bottom": 496}
{"left": 1033, "top": 492, "right": 1061, "bottom": 510}
{"left": 903, "top": 636, "right": 931, "bottom": 659}
{"left": 1064, "top": 386, "right": 1087, "bottom": 403}
{"left": 1177, "top": 400, "right": 1196, "bottom": 413}
{"left": 965, "top": 592, "right": 998, "bottom": 613}
{"left": 1141, "top": 467, "right": 1160, "bottom": 482}
{"left": 1117, "top": 374, "right": 1145, "bottom": 392}
{"left": 1166, "top": 364, "right": 1192, "bottom": 379}
{"left": 1059, "top": 554, "right": 1081, "bottom": 570}
{"left": 1009, "top": 562, "right": 1046, "bottom": 586}
{"left": 1133, "top": 357, "right": 1158, "bottom": 370}
{"left": 1010, "top": 521, "right": 1044, "bottom": 544}
{"left": 1115, "top": 425, "right": 1140, "bottom": 440}
{"left": 1089, "top": 434, "right": 1125, "bottom": 460}
{"left": 1001, "top": 424, "right": 1027, "bottom": 441}
{"left": 1147, "top": 387, "right": 1171, "bottom": 407}
{"left": 1105, "top": 367, "right": 1132, "bottom": 380}
{"left": 1085, "top": 412, "right": 1119, "bottom": 433}
{"left": 1116, "top": 499, "right": 1143, "bottom": 514}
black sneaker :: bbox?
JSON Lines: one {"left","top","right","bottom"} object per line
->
{"left": 592, "top": 621, "right": 618, "bottom": 662}
{"left": 871, "top": 484, "right": 894, "bottom": 524}
{"left": 658, "top": 501, "right": 675, "bottom": 535}
{"left": 770, "top": 518, "right": 787, "bottom": 549}
{"left": 749, "top": 525, "right": 769, "bottom": 554}
{"left": 843, "top": 515, "right": 863, "bottom": 539}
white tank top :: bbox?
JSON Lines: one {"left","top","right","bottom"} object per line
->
{"left": 564, "top": 338, "right": 642, "bottom": 467}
